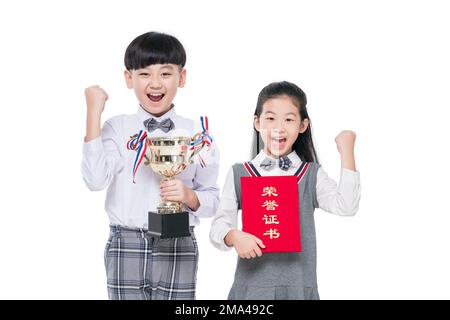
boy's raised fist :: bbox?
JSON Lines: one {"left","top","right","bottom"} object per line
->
{"left": 85, "top": 85, "right": 109, "bottom": 115}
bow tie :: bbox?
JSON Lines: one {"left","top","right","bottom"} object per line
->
{"left": 259, "top": 156, "right": 292, "bottom": 171}
{"left": 143, "top": 118, "right": 175, "bottom": 133}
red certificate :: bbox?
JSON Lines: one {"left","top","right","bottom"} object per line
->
{"left": 241, "top": 176, "right": 301, "bottom": 253}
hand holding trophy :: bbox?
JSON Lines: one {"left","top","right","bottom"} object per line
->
{"left": 127, "top": 117, "right": 212, "bottom": 238}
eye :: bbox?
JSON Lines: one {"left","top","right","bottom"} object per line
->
{"left": 161, "top": 73, "right": 172, "bottom": 77}
{"left": 139, "top": 72, "right": 150, "bottom": 77}
{"left": 286, "top": 118, "right": 295, "bottom": 122}
{"left": 265, "top": 117, "right": 275, "bottom": 121}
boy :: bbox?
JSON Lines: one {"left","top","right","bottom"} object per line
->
{"left": 81, "top": 32, "right": 220, "bottom": 300}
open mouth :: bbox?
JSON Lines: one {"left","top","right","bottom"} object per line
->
{"left": 271, "top": 137, "right": 287, "bottom": 143}
{"left": 147, "top": 93, "right": 165, "bottom": 102}
{"left": 271, "top": 137, "right": 287, "bottom": 150}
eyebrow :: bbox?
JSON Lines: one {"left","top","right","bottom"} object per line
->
{"left": 141, "top": 65, "right": 176, "bottom": 71}
{"left": 160, "top": 65, "right": 176, "bottom": 71}
{"left": 262, "top": 111, "right": 298, "bottom": 117}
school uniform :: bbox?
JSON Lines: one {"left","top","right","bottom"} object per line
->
{"left": 209, "top": 150, "right": 360, "bottom": 300}
{"left": 82, "top": 105, "right": 220, "bottom": 300}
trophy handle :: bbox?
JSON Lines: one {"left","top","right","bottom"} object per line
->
{"left": 188, "top": 132, "right": 207, "bottom": 163}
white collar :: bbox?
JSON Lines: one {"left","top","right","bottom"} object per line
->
{"left": 253, "top": 149, "right": 302, "bottom": 168}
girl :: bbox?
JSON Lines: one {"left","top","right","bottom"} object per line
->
{"left": 209, "top": 81, "right": 361, "bottom": 300}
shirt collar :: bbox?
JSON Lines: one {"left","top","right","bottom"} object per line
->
{"left": 136, "top": 104, "right": 176, "bottom": 123}
{"left": 253, "top": 149, "right": 302, "bottom": 168}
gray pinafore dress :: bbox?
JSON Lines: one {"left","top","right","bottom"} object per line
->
{"left": 228, "top": 161, "right": 320, "bottom": 300}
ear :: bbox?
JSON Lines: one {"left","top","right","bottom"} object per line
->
{"left": 299, "top": 118, "right": 309, "bottom": 134}
{"left": 254, "top": 115, "right": 260, "bottom": 132}
{"left": 178, "top": 68, "right": 187, "bottom": 88}
{"left": 124, "top": 70, "right": 133, "bottom": 89}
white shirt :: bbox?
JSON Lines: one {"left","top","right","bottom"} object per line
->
{"left": 209, "top": 150, "right": 361, "bottom": 251}
{"left": 81, "top": 105, "right": 220, "bottom": 228}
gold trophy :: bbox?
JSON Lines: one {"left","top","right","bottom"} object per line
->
{"left": 144, "top": 134, "right": 206, "bottom": 238}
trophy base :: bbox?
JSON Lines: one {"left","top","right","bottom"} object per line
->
{"left": 147, "top": 211, "right": 191, "bottom": 239}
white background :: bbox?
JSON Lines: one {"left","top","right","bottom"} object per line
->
{"left": 1, "top": 0, "right": 449, "bottom": 299}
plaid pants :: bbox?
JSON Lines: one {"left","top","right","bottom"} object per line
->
{"left": 104, "top": 225, "right": 198, "bottom": 300}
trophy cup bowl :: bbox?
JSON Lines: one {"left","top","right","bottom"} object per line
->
{"left": 144, "top": 135, "right": 203, "bottom": 238}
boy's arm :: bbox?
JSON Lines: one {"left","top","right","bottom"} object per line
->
{"left": 81, "top": 86, "right": 124, "bottom": 191}
{"left": 85, "top": 86, "right": 108, "bottom": 142}
{"left": 188, "top": 144, "right": 220, "bottom": 218}
{"left": 159, "top": 140, "right": 220, "bottom": 216}
{"left": 316, "top": 130, "right": 360, "bottom": 216}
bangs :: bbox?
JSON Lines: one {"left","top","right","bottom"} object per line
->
{"left": 124, "top": 32, "right": 186, "bottom": 70}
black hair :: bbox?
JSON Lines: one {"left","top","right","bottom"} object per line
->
{"left": 252, "top": 81, "right": 319, "bottom": 163}
{"left": 124, "top": 32, "right": 186, "bottom": 71}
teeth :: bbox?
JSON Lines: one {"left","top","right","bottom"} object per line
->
{"left": 149, "top": 93, "right": 163, "bottom": 96}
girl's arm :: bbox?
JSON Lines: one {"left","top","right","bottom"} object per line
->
{"left": 225, "top": 229, "right": 265, "bottom": 259}
{"left": 316, "top": 130, "right": 360, "bottom": 216}
{"left": 335, "top": 130, "right": 356, "bottom": 171}
{"left": 209, "top": 167, "right": 265, "bottom": 258}
{"left": 209, "top": 167, "right": 239, "bottom": 251}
